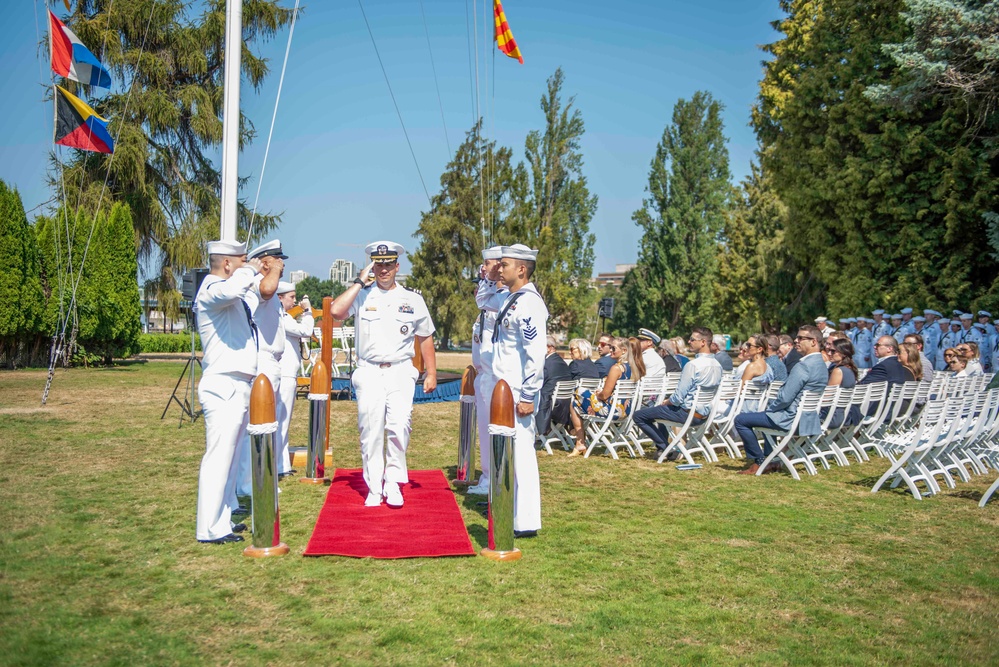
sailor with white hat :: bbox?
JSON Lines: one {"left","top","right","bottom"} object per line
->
{"left": 922, "top": 310, "right": 941, "bottom": 362}
{"left": 194, "top": 239, "right": 269, "bottom": 544}
{"left": 871, "top": 310, "right": 891, "bottom": 339}
{"left": 935, "top": 318, "right": 954, "bottom": 370}
{"left": 467, "top": 246, "right": 505, "bottom": 495}
{"left": 889, "top": 313, "right": 903, "bottom": 342}
{"left": 329, "top": 240, "right": 437, "bottom": 508}
{"left": 958, "top": 312, "right": 982, "bottom": 346}
{"left": 275, "top": 281, "right": 314, "bottom": 478}
{"left": 637, "top": 328, "right": 666, "bottom": 378}
{"left": 896, "top": 307, "right": 915, "bottom": 339}
{"left": 853, "top": 317, "right": 873, "bottom": 369}
{"left": 475, "top": 243, "right": 548, "bottom": 536}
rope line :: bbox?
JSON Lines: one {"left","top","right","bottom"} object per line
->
{"left": 418, "top": 0, "right": 452, "bottom": 162}
{"left": 246, "top": 0, "right": 301, "bottom": 247}
{"left": 356, "top": 0, "right": 432, "bottom": 206}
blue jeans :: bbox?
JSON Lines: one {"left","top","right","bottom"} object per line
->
{"left": 734, "top": 411, "right": 781, "bottom": 465}
{"left": 633, "top": 404, "right": 704, "bottom": 451}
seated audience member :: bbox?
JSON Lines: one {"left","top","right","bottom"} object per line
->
{"left": 823, "top": 336, "right": 861, "bottom": 427}
{"left": 957, "top": 342, "right": 984, "bottom": 376}
{"left": 950, "top": 356, "right": 969, "bottom": 376}
{"left": 568, "top": 338, "right": 644, "bottom": 456}
{"left": 710, "top": 334, "right": 734, "bottom": 372}
{"left": 898, "top": 342, "right": 923, "bottom": 382}
{"left": 902, "top": 334, "right": 934, "bottom": 383}
{"left": 638, "top": 328, "right": 666, "bottom": 378}
{"left": 737, "top": 335, "right": 774, "bottom": 412}
{"left": 765, "top": 334, "right": 789, "bottom": 382}
{"left": 536, "top": 336, "right": 573, "bottom": 437}
{"left": 781, "top": 334, "right": 802, "bottom": 373}
{"left": 734, "top": 342, "right": 752, "bottom": 378}
{"left": 734, "top": 325, "right": 829, "bottom": 474}
{"left": 593, "top": 333, "right": 616, "bottom": 378}
{"left": 670, "top": 336, "right": 690, "bottom": 369}
{"left": 567, "top": 338, "right": 601, "bottom": 380}
{"left": 859, "top": 335, "right": 906, "bottom": 415}
{"left": 657, "top": 339, "right": 682, "bottom": 373}
{"left": 631, "top": 327, "right": 723, "bottom": 459}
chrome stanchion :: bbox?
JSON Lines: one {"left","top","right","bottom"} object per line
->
{"left": 454, "top": 366, "right": 477, "bottom": 487}
{"left": 301, "top": 360, "right": 330, "bottom": 485}
{"left": 243, "top": 374, "right": 290, "bottom": 558}
{"left": 480, "top": 379, "right": 521, "bottom": 562}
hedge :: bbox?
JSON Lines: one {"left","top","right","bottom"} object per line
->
{"left": 139, "top": 332, "right": 202, "bottom": 353}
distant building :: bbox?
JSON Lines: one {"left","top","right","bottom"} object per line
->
{"left": 289, "top": 270, "right": 308, "bottom": 284}
{"left": 396, "top": 273, "right": 410, "bottom": 287}
{"left": 329, "top": 259, "right": 358, "bottom": 287}
{"left": 592, "top": 264, "right": 636, "bottom": 288}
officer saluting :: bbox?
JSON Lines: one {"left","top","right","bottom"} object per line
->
{"left": 330, "top": 241, "right": 437, "bottom": 508}
{"left": 476, "top": 244, "right": 548, "bottom": 537}
{"left": 194, "top": 239, "right": 272, "bottom": 544}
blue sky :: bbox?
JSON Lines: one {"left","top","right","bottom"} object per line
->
{"left": 2, "top": 0, "right": 781, "bottom": 279}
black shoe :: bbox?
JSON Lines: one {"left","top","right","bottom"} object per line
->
{"left": 514, "top": 530, "right": 538, "bottom": 538}
{"left": 665, "top": 450, "right": 681, "bottom": 462}
{"left": 231, "top": 523, "right": 247, "bottom": 534}
{"left": 198, "top": 534, "right": 244, "bottom": 544}
{"left": 232, "top": 506, "right": 249, "bottom": 516}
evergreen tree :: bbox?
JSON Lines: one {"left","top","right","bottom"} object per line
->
{"left": 0, "top": 181, "right": 46, "bottom": 367}
{"left": 294, "top": 276, "right": 345, "bottom": 304}
{"left": 617, "top": 91, "right": 731, "bottom": 337}
{"left": 409, "top": 121, "right": 515, "bottom": 348}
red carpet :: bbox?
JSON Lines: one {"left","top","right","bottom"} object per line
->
{"left": 303, "top": 468, "right": 476, "bottom": 558}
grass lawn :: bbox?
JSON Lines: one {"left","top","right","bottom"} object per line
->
{"left": 1, "top": 360, "right": 998, "bottom": 666}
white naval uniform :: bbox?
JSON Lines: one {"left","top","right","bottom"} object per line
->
{"left": 922, "top": 324, "right": 941, "bottom": 365}
{"left": 477, "top": 281, "right": 548, "bottom": 533}
{"left": 276, "top": 308, "right": 314, "bottom": 474}
{"left": 872, "top": 320, "right": 893, "bottom": 340}
{"left": 349, "top": 283, "right": 435, "bottom": 496}
{"left": 471, "top": 279, "right": 506, "bottom": 488}
{"left": 642, "top": 347, "right": 666, "bottom": 378}
{"left": 938, "top": 329, "right": 960, "bottom": 370}
{"left": 853, "top": 327, "right": 873, "bottom": 369}
{"left": 894, "top": 319, "right": 915, "bottom": 343}
{"left": 194, "top": 267, "right": 259, "bottom": 541}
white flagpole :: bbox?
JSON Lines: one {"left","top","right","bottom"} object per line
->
{"left": 220, "top": 0, "right": 242, "bottom": 241}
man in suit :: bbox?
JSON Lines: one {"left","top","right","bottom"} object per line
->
{"left": 734, "top": 324, "right": 829, "bottom": 475}
{"left": 594, "top": 333, "right": 616, "bottom": 378}
{"left": 536, "top": 335, "right": 572, "bottom": 437}
{"left": 859, "top": 335, "right": 906, "bottom": 415}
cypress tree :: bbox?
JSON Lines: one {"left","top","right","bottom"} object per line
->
{"left": 0, "top": 180, "right": 46, "bottom": 366}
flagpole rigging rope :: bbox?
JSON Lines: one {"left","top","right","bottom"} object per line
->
{"left": 465, "top": 0, "right": 476, "bottom": 130}
{"left": 246, "top": 0, "right": 301, "bottom": 247}
{"left": 356, "top": 0, "right": 432, "bottom": 207}
{"left": 418, "top": 0, "right": 452, "bottom": 162}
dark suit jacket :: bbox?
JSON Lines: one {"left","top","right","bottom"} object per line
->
{"left": 537, "top": 353, "right": 572, "bottom": 435}
{"left": 569, "top": 358, "right": 601, "bottom": 380}
{"left": 859, "top": 355, "right": 906, "bottom": 415}
{"left": 594, "top": 354, "right": 615, "bottom": 378}
{"left": 783, "top": 348, "right": 802, "bottom": 374}
{"left": 662, "top": 354, "right": 682, "bottom": 374}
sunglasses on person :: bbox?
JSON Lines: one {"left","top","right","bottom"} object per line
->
{"left": 795, "top": 336, "right": 816, "bottom": 342}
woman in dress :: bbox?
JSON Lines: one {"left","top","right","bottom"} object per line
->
{"left": 824, "top": 336, "right": 860, "bottom": 426}
{"left": 568, "top": 337, "right": 641, "bottom": 456}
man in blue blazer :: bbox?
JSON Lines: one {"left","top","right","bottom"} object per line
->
{"left": 734, "top": 325, "right": 829, "bottom": 474}
{"left": 858, "top": 336, "right": 906, "bottom": 415}
{"left": 593, "top": 333, "right": 616, "bottom": 378}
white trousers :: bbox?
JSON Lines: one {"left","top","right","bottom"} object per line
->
{"left": 512, "top": 408, "right": 542, "bottom": 533}
{"left": 236, "top": 361, "right": 280, "bottom": 496}
{"left": 196, "top": 374, "right": 250, "bottom": 540}
{"left": 474, "top": 372, "right": 496, "bottom": 484}
{"left": 352, "top": 362, "right": 418, "bottom": 495}
{"left": 276, "top": 374, "right": 298, "bottom": 474}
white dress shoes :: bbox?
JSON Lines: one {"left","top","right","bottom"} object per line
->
{"left": 364, "top": 491, "right": 382, "bottom": 507}
{"left": 384, "top": 483, "right": 404, "bottom": 508}
{"left": 466, "top": 479, "right": 489, "bottom": 495}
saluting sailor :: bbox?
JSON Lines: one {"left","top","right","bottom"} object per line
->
{"left": 275, "top": 281, "right": 315, "bottom": 478}
{"left": 330, "top": 241, "right": 437, "bottom": 508}
{"left": 467, "top": 246, "right": 505, "bottom": 496}
{"left": 194, "top": 239, "right": 274, "bottom": 544}
{"left": 476, "top": 244, "right": 548, "bottom": 537}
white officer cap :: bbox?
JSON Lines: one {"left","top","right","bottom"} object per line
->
{"left": 482, "top": 245, "right": 503, "bottom": 260}
{"left": 248, "top": 239, "right": 288, "bottom": 260}
{"left": 366, "top": 241, "right": 404, "bottom": 263}
{"left": 978, "top": 310, "right": 992, "bottom": 318}
{"left": 501, "top": 244, "right": 539, "bottom": 261}
{"left": 938, "top": 318, "right": 950, "bottom": 325}
{"left": 913, "top": 315, "right": 926, "bottom": 323}
{"left": 207, "top": 239, "right": 247, "bottom": 256}
{"left": 959, "top": 312, "right": 973, "bottom": 320}
{"left": 891, "top": 313, "right": 902, "bottom": 319}
{"left": 637, "top": 328, "right": 661, "bottom": 344}
{"left": 276, "top": 281, "right": 296, "bottom": 295}
{"left": 815, "top": 316, "right": 827, "bottom": 323}
{"left": 872, "top": 309, "right": 885, "bottom": 316}
{"left": 901, "top": 307, "right": 913, "bottom": 315}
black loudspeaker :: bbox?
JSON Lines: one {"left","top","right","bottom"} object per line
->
{"left": 182, "top": 268, "right": 210, "bottom": 301}
{"left": 598, "top": 297, "right": 615, "bottom": 319}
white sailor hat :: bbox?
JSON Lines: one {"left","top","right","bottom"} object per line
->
{"left": 366, "top": 240, "right": 404, "bottom": 263}
{"left": 637, "top": 328, "right": 661, "bottom": 345}
{"left": 838, "top": 318, "right": 849, "bottom": 324}
{"left": 276, "top": 281, "right": 296, "bottom": 295}
{"left": 872, "top": 309, "right": 885, "bottom": 316}
{"left": 901, "top": 307, "right": 913, "bottom": 315}
{"left": 953, "top": 309, "right": 964, "bottom": 317}
{"left": 912, "top": 315, "right": 926, "bottom": 323}
{"left": 959, "top": 312, "right": 973, "bottom": 320}
{"left": 924, "top": 309, "right": 941, "bottom": 317}
{"left": 482, "top": 245, "right": 503, "bottom": 261}
{"left": 891, "top": 313, "right": 902, "bottom": 319}
{"left": 815, "top": 316, "right": 827, "bottom": 323}
{"left": 248, "top": 239, "right": 288, "bottom": 260}
{"left": 501, "top": 243, "right": 539, "bottom": 261}
{"left": 939, "top": 318, "right": 951, "bottom": 325}
{"left": 950, "top": 319, "right": 962, "bottom": 326}
{"left": 207, "top": 239, "right": 247, "bottom": 256}
{"left": 973, "top": 322, "right": 987, "bottom": 331}
{"left": 978, "top": 310, "right": 992, "bottom": 318}
{"left": 848, "top": 317, "right": 857, "bottom": 323}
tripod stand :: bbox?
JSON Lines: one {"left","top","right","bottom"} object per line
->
{"left": 161, "top": 314, "right": 202, "bottom": 426}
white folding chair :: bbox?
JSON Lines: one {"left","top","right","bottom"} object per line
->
{"left": 655, "top": 385, "right": 720, "bottom": 464}
{"left": 542, "top": 380, "right": 577, "bottom": 453}
{"left": 580, "top": 380, "right": 640, "bottom": 459}
{"left": 754, "top": 390, "right": 825, "bottom": 479}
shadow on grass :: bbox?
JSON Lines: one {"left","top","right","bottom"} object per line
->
{"left": 468, "top": 524, "right": 488, "bottom": 549}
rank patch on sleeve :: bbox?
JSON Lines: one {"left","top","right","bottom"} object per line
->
{"left": 522, "top": 317, "right": 538, "bottom": 341}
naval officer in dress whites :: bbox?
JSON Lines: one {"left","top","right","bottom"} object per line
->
{"left": 467, "top": 246, "right": 505, "bottom": 496}
{"left": 330, "top": 241, "right": 437, "bottom": 508}
{"left": 194, "top": 239, "right": 272, "bottom": 544}
{"left": 638, "top": 328, "right": 666, "bottom": 378}
{"left": 475, "top": 244, "right": 548, "bottom": 537}
{"left": 276, "top": 281, "right": 314, "bottom": 478}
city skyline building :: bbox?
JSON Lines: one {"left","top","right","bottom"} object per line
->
{"left": 329, "top": 259, "right": 358, "bottom": 287}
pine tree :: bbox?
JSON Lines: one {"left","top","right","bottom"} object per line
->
{"left": 617, "top": 91, "right": 731, "bottom": 337}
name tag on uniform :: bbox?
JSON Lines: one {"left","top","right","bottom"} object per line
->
{"left": 366, "top": 306, "right": 377, "bottom": 311}
{"left": 398, "top": 304, "right": 414, "bottom": 314}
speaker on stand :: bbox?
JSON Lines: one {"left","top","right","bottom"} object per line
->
{"left": 161, "top": 269, "right": 210, "bottom": 426}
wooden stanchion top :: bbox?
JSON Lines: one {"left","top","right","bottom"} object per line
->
{"left": 460, "top": 365, "right": 477, "bottom": 396}
{"left": 310, "top": 360, "right": 329, "bottom": 395}
{"left": 490, "top": 379, "right": 515, "bottom": 428}
{"left": 250, "top": 374, "right": 276, "bottom": 424}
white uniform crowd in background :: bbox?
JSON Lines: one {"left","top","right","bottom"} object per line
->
{"left": 819, "top": 308, "right": 998, "bottom": 373}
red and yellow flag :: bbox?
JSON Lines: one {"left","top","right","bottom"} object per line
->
{"left": 494, "top": 0, "right": 523, "bottom": 64}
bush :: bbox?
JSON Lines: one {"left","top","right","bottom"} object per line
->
{"left": 139, "top": 333, "right": 201, "bottom": 353}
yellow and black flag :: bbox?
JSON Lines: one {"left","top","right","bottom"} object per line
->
{"left": 53, "top": 85, "right": 114, "bottom": 154}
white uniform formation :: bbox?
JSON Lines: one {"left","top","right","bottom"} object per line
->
{"left": 817, "top": 308, "right": 998, "bottom": 373}
{"left": 470, "top": 244, "right": 548, "bottom": 536}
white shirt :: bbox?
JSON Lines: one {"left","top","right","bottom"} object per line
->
{"left": 642, "top": 347, "right": 666, "bottom": 378}
{"left": 477, "top": 281, "right": 549, "bottom": 403}
{"left": 195, "top": 268, "right": 259, "bottom": 377}
{"left": 245, "top": 277, "right": 285, "bottom": 361}
{"left": 280, "top": 309, "right": 315, "bottom": 378}
{"left": 472, "top": 279, "right": 505, "bottom": 377}
{"left": 349, "top": 284, "right": 435, "bottom": 364}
